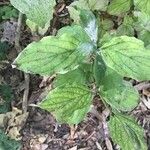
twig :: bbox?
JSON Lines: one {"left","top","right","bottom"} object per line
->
{"left": 0, "top": 2, "right": 10, "bottom": 5}
{"left": 134, "top": 82, "right": 150, "bottom": 91}
{"left": 22, "top": 74, "right": 30, "bottom": 113}
{"left": 15, "top": 13, "right": 23, "bottom": 53}
{"left": 15, "top": 12, "right": 30, "bottom": 113}
{"left": 90, "top": 107, "right": 113, "bottom": 150}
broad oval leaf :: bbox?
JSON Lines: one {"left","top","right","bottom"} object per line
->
{"left": 134, "top": 0, "right": 150, "bottom": 15}
{"left": 101, "top": 36, "right": 150, "bottom": 80}
{"left": 10, "top": 0, "right": 56, "bottom": 28}
{"left": 13, "top": 25, "right": 94, "bottom": 76}
{"left": 100, "top": 68, "right": 139, "bottom": 111}
{"left": 107, "top": 0, "right": 133, "bottom": 16}
{"left": 109, "top": 114, "right": 147, "bottom": 150}
{"left": 39, "top": 83, "right": 92, "bottom": 124}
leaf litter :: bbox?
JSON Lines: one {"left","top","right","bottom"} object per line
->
{"left": 0, "top": 0, "right": 150, "bottom": 150}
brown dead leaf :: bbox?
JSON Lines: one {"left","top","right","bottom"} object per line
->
{"left": 30, "top": 134, "right": 48, "bottom": 150}
{"left": 0, "top": 113, "right": 7, "bottom": 128}
{"left": 142, "top": 96, "right": 150, "bottom": 109}
{"left": 0, "top": 107, "right": 29, "bottom": 140}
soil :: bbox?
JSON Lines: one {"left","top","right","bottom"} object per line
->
{"left": 0, "top": 0, "right": 150, "bottom": 150}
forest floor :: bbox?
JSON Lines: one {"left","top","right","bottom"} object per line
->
{"left": 0, "top": 0, "right": 150, "bottom": 150}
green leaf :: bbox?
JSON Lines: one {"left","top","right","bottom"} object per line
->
{"left": 79, "top": 9, "right": 98, "bottom": 44}
{"left": 101, "top": 36, "right": 150, "bottom": 80}
{"left": 0, "top": 84, "right": 13, "bottom": 114}
{"left": 100, "top": 18, "right": 114, "bottom": 31}
{"left": 117, "top": 25, "right": 134, "bottom": 36}
{"left": 116, "top": 15, "right": 135, "bottom": 36}
{"left": 0, "top": 5, "right": 18, "bottom": 20}
{"left": 134, "top": 0, "right": 150, "bottom": 15}
{"left": 100, "top": 68, "right": 139, "bottom": 111}
{"left": 134, "top": 11, "right": 150, "bottom": 32}
{"left": 13, "top": 25, "right": 94, "bottom": 76}
{"left": 55, "top": 106, "right": 90, "bottom": 125}
{"left": 68, "top": 8, "right": 98, "bottom": 43}
{"left": 107, "top": 0, "right": 133, "bottom": 16}
{"left": 93, "top": 54, "right": 106, "bottom": 86}
{"left": 10, "top": 0, "right": 56, "bottom": 28}
{"left": 26, "top": 19, "right": 50, "bottom": 35}
{"left": 98, "top": 31, "right": 117, "bottom": 47}
{"left": 39, "top": 83, "right": 92, "bottom": 124}
{"left": 138, "top": 30, "right": 150, "bottom": 47}
{"left": 98, "top": 18, "right": 115, "bottom": 40}
{"left": 54, "top": 68, "right": 86, "bottom": 87}
{"left": 0, "top": 129, "right": 21, "bottom": 150}
{"left": 108, "top": 114, "right": 147, "bottom": 150}
{"left": 70, "top": 0, "right": 109, "bottom": 11}
{"left": 67, "top": 6, "right": 80, "bottom": 24}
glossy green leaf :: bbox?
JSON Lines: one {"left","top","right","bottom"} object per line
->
{"left": 10, "top": 0, "right": 56, "bottom": 27}
{"left": 134, "top": 0, "right": 150, "bottom": 15}
{"left": 13, "top": 25, "right": 94, "bottom": 76}
{"left": 100, "top": 68, "right": 139, "bottom": 111}
{"left": 39, "top": 83, "right": 92, "bottom": 124}
{"left": 109, "top": 114, "right": 147, "bottom": 150}
{"left": 70, "top": 0, "right": 109, "bottom": 11}
{"left": 101, "top": 36, "right": 150, "bottom": 80}
{"left": 107, "top": 0, "right": 133, "bottom": 16}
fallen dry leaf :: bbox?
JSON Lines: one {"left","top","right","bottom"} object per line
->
{"left": 0, "top": 107, "right": 29, "bottom": 140}
{"left": 68, "top": 145, "right": 77, "bottom": 150}
{"left": 30, "top": 134, "right": 48, "bottom": 150}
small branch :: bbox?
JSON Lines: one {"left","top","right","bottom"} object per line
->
{"left": 15, "top": 13, "right": 23, "bottom": 53}
{"left": 22, "top": 74, "right": 30, "bottom": 113}
{"left": 0, "top": 2, "right": 10, "bottom": 5}
{"left": 90, "top": 107, "right": 113, "bottom": 150}
{"left": 15, "top": 12, "right": 30, "bottom": 113}
{"left": 134, "top": 82, "right": 150, "bottom": 91}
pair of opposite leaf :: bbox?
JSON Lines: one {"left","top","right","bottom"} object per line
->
{"left": 12, "top": 16, "right": 150, "bottom": 119}
{"left": 11, "top": 0, "right": 150, "bottom": 123}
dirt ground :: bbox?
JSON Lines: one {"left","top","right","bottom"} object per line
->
{"left": 0, "top": 0, "right": 150, "bottom": 150}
